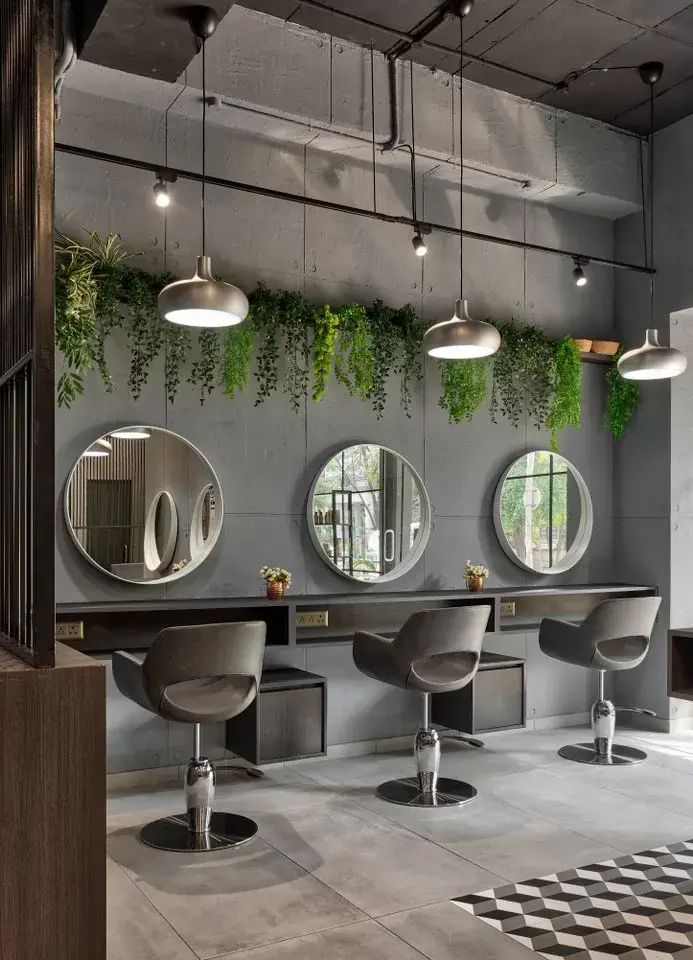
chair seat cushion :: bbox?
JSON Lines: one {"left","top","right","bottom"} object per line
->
{"left": 408, "top": 652, "right": 478, "bottom": 692}
{"left": 159, "top": 676, "right": 255, "bottom": 723}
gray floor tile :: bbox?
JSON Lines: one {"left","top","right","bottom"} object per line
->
{"left": 379, "top": 899, "right": 537, "bottom": 960}
{"left": 256, "top": 798, "right": 503, "bottom": 917}
{"left": 213, "top": 919, "right": 428, "bottom": 959}
{"left": 107, "top": 826, "right": 365, "bottom": 959}
{"left": 482, "top": 765, "right": 693, "bottom": 851}
{"left": 107, "top": 857, "right": 197, "bottom": 960}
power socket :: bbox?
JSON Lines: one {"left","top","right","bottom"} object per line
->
{"left": 296, "top": 611, "right": 329, "bottom": 628}
{"left": 55, "top": 620, "right": 84, "bottom": 640}
{"left": 500, "top": 601, "right": 516, "bottom": 617}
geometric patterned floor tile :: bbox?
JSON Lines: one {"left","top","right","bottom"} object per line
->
{"left": 455, "top": 840, "right": 693, "bottom": 960}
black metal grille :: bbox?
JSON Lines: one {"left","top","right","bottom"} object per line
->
{"left": 0, "top": 0, "right": 55, "bottom": 666}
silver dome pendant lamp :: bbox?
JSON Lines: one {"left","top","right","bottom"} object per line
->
{"left": 424, "top": 0, "right": 500, "bottom": 361}
{"left": 159, "top": 7, "right": 249, "bottom": 329}
{"left": 617, "top": 62, "right": 686, "bottom": 381}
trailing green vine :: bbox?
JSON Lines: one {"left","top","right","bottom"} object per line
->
{"left": 438, "top": 358, "right": 489, "bottom": 423}
{"left": 312, "top": 305, "right": 340, "bottom": 402}
{"left": 54, "top": 231, "right": 639, "bottom": 441}
{"left": 547, "top": 337, "right": 582, "bottom": 450}
{"left": 491, "top": 321, "right": 555, "bottom": 430}
{"left": 604, "top": 346, "right": 640, "bottom": 438}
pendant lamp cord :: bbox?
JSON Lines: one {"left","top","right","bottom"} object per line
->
{"left": 459, "top": 7, "right": 464, "bottom": 299}
{"left": 202, "top": 37, "right": 207, "bottom": 258}
{"left": 410, "top": 62, "right": 418, "bottom": 225}
{"left": 649, "top": 82, "right": 654, "bottom": 324}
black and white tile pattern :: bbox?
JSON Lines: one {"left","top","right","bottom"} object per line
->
{"left": 455, "top": 840, "right": 693, "bottom": 960}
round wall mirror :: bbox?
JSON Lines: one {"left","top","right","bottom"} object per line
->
{"left": 493, "top": 450, "right": 592, "bottom": 575}
{"left": 64, "top": 426, "right": 223, "bottom": 584}
{"left": 308, "top": 443, "right": 431, "bottom": 583}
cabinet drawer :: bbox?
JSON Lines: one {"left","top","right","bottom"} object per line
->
{"left": 474, "top": 665, "right": 524, "bottom": 732}
{"left": 258, "top": 686, "right": 324, "bottom": 762}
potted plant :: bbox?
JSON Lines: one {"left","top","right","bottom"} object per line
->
{"left": 260, "top": 565, "right": 292, "bottom": 600}
{"left": 465, "top": 561, "right": 488, "bottom": 592}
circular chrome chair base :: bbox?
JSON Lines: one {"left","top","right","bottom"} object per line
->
{"left": 558, "top": 743, "right": 647, "bottom": 765}
{"left": 377, "top": 777, "right": 477, "bottom": 807}
{"left": 140, "top": 812, "right": 258, "bottom": 852}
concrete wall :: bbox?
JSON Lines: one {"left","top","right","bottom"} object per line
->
{"left": 55, "top": 16, "right": 635, "bottom": 770}
{"left": 614, "top": 113, "right": 693, "bottom": 724}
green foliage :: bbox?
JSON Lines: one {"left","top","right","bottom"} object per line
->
{"left": 491, "top": 321, "right": 555, "bottom": 429}
{"left": 312, "top": 305, "right": 340, "bottom": 402}
{"left": 395, "top": 304, "right": 424, "bottom": 419}
{"left": 334, "top": 303, "right": 373, "bottom": 401}
{"left": 367, "top": 300, "right": 400, "bottom": 419}
{"left": 279, "top": 290, "right": 311, "bottom": 413}
{"left": 188, "top": 329, "right": 220, "bottom": 403}
{"left": 604, "top": 347, "right": 640, "bottom": 438}
{"left": 438, "top": 358, "right": 489, "bottom": 424}
{"left": 164, "top": 325, "right": 193, "bottom": 404}
{"left": 221, "top": 323, "right": 253, "bottom": 400}
{"left": 248, "top": 285, "right": 280, "bottom": 405}
{"left": 547, "top": 337, "right": 582, "bottom": 451}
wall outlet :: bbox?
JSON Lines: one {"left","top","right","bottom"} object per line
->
{"left": 55, "top": 620, "right": 84, "bottom": 640}
{"left": 500, "top": 601, "right": 516, "bottom": 617}
{"left": 296, "top": 611, "right": 329, "bottom": 628}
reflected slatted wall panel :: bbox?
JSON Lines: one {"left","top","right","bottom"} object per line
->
{"left": 0, "top": 0, "right": 55, "bottom": 666}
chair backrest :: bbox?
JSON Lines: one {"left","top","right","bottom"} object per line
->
{"left": 579, "top": 596, "right": 661, "bottom": 648}
{"left": 395, "top": 605, "right": 491, "bottom": 666}
{"left": 143, "top": 621, "right": 266, "bottom": 711}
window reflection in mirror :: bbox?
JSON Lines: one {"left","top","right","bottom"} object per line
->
{"left": 309, "top": 444, "right": 430, "bottom": 583}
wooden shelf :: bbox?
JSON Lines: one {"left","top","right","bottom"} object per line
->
{"left": 579, "top": 352, "right": 614, "bottom": 365}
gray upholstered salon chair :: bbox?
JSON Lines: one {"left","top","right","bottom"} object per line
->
{"left": 353, "top": 605, "right": 491, "bottom": 807}
{"left": 113, "top": 621, "right": 266, "bottom": 852}
{"left": 539, "top": 596, "right": 661, "bottom": 766}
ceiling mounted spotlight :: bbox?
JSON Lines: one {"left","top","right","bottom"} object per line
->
{"left": 158, "top": 7, "right": 249, "bottom": 329}
{"left": 617, "top": 61, "right": 686, "bottom": 382}
{"left": 423, "top": 0, "right": 500, "bottom": 361}
{"left": 573, "top": 258, "right": 588, "bottom": 287}
{"left": 412, "top": 231, "right": 427, "bottom": 257}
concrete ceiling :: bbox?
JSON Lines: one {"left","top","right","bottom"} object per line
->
{"left": 240, "top": 0, "right": 693, "bottom": 133}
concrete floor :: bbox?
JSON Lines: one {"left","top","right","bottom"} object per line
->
{"left": 106, "top": 726, "right": 693, "bottom": 959}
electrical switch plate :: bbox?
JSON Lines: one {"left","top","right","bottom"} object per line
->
{"left": 55, "top": 620, "right": 84, "bottom": 640}
{"left": 500, "top": 601, "right": 516, "bottom": 617}
{"left": 296, "top": 611, "right": 329, "bottom": 628}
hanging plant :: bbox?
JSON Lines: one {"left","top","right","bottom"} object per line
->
{"left": 438, "top": 358, "right": 489, "bottom": 424}
{"left": 604, "top": 347, "right": 640, "bottom": 438}
{"left": 367, "top": 300, "right": 400, "bottom": 419}
{"left": 547, "top": 336, "right": 582, "bottom": 450}
{"left": 279, "top": 290, "right": 311, "bottom": 413}
{"left": 126, "top": 270, "right": 164, "bottom": 400}
{"left": 312, "top": 305, "right": 340, "bottom": 402}
{"left": 249, "top": 284, "right": 280, "bottom": 406}
{"left": 394, "top": 304, "right": 424, "bottom": 419}
{"left": 188, "top": 329, "right": 220, "bottom": 404}
{"left": 334, "top": 303, "right": 373, "bottom": 401}
{"left": 491, "top": 321, "right": 555, "bottom": 429}
{"left": 221, "top": 323, "right": 253, "bottom": 400}
{"left": 164, "top": 324, "right": 193, "bottom": 403}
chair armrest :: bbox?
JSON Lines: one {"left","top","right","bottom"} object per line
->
{"left": 112, "top": 650, "right": 156, "bottom": 713}
{"left": 353, "top": 631, "right": 405, "bottom": 688}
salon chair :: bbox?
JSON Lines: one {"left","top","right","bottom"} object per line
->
{"left": 113, "top": 621, "right": 266, "bottom": 851}
{"left": 353, "top": 605, "right": 491, "bottom": 807}
{"left": 539, "top": 596, "right": 661, "bottom": 765}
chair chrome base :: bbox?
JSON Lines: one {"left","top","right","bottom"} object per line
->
{"left": 140, "top": 812, "right": 258, "bottom": 852}
{"left": 558, "top": 742, "right": 647, "bottom": 765}
{"left": 377, "top": 776, "right": 477, "bottom": 807}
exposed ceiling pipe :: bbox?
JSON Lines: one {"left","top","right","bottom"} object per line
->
{"left": 55, "top": 0, "right": 78, "bottom": 122}
{"left": 382, "top": 57, "right": 401, "bottom": 151}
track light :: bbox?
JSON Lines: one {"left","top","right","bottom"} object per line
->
{"left": 573, "top": 258, "right": 587, "bottom": 287}
{"left": 412, "top": 231, "right": 427, "bottom": 257}
{"left": 153, "top": 176, "right": 170, "bottom": 208}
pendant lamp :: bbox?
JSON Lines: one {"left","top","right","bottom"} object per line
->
{"left": 618, "top": 62, "right": 686, "bottom": 381}
{"left": 424, "top": 0, "right": 500, "bottom": 360}
{"left": 159, "top": 7, "right": 248, "bottom": 328}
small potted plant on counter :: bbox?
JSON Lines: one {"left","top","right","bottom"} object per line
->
{"left": 260, "top": 565, "right": 292, "bottom": 600}
{"left": 465, "top": 561, "right": 488, "bottom": 592}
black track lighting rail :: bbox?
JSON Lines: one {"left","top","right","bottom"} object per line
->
{"left": 54, "top": 141, "right": 654, "bottom": 276}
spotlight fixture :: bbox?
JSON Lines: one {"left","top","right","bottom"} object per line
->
{"left": 573, "top": 258, "right": 587, "bottom": 287}
{"left": 153, "top": 176, "right": 170, "bottom": 208}
{"left": 83, "top": 438, "right": 112, "bottom": 458}
{"left": 618, "top": 62, "right": 686, "bottom": 381}
{"left": 412, "top": 231, "right": 427, "bottom": 257}
{"left": 111, "top": 427, "right": 151, "bottom": 440}
{"left": 158, "top": 7, "right": 249, "bottom": 329}
{"left": 424, "top": 0, "right": 500, "bottom": 360}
